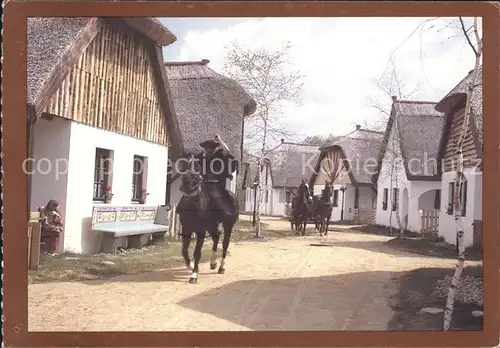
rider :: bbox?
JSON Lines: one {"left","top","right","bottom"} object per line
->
{"left": 196, "top": 135, "right": 239, "bottom": 225}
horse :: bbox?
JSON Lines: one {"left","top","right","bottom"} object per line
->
{"left": 176, "top": 169, "right": 239, "bottom": 284}
{"left": 315, "top": 181, "right": 334, "bottom": 236}
{"left": 292, "top": 185, "right": 313, "bottom": 236}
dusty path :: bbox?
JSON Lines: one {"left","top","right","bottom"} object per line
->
{"left": 29, "top": 218, "right": 479, "bottom": 331}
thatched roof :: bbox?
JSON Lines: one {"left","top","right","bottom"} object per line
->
{"left": 375, "top": 99, "right": 445, "bottom": 181}
{"left": 164, "top": 60, "right": 257, "bottom": 162}
{"left": 243, "top": 142, "right": 320, "bottom": 190}
{"left": 315, "top": 128, "right": 385, "bottom": 185}
{"left": 27, "top": 17, "right": 176, "bottom": 109}
{"left": 27, "top": 17, "right": 183, "bottom": 157}
{"left": 435, "top": 65, "right": 483, "bottom": 147}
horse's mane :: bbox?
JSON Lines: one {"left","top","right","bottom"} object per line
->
{"left": 180, "top": 170, "right": 203, "bottom": 194}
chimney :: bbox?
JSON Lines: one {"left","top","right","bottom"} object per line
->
{"left": 391, "top": 95, "right": 397, "bottom": 102}
{"left": 355, "top": 124, "right": 361, "bottom": 131}
{"left": 201, "top": 59, "right": 210, "bottom": 65}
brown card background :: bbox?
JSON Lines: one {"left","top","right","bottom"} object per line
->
{"left": 3, "top": 1, "right": 499, "bottom": 347}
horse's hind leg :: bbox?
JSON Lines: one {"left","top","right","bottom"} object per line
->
{"left": 189, "top": 231, "right": 205, "bottom": 284}
{"left": 301, "top": 216, "right": 307, "bottom": 236}
{"left": 218, "top": 221, "right": 234, "bottom": 274}
{"left": 209, "top": 222, "right": 220, "bottom": 270}
{"left": 324, "top": 214, "right": 331, "bottom": 236}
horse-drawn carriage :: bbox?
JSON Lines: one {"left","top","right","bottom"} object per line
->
{"left": 287, "top": 181, "right": 334, "bottom": 236}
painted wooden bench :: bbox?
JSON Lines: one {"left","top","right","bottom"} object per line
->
{"left": 91, "top": 205, "right": 170, "bottom": 253}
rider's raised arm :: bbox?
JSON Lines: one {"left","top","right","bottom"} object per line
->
{"left": 215, "top": 134, "right": 230, "bottom": 156}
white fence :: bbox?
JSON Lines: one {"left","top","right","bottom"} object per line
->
{"left": 420, "top": 210, "right": 439, "bottom": 234}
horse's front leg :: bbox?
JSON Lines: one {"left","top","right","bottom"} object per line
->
{"left": 189, "top": 231, "right": 205, "bottom": 284}
{"left": 181, "top": 234, "right": 194, "bottom": 270}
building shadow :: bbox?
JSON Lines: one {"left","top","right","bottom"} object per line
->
{"left": 176, "top": 270, "right": 402, "bottom": 331}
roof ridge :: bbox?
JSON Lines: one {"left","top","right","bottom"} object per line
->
{"left": 165, "top": 59, "right": 210, "bottom": 66}
{"left": 395, "top": 99, "right": 438, "bottom": 105}
{"left": 282, "top": 141, "right": 320, "bottom": 147}
{"left": 357, "top": 128, "right": 384, "bottom": 134}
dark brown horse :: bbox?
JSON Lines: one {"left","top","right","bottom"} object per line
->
{"left": 315, "top": 181, "right": 334, "bottom": 236}
{"left": 177, "top": 169, "right": 239, "bottom": 284}
{"left": 291, "top": 182, "right": 313, "bottom": 236}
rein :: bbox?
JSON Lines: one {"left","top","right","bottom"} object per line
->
{"left": 181, "top": 185, "right": 202, "bottom": 197}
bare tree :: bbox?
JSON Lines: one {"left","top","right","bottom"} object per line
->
{"left": 223, "top": 40, "right": 304, "bottom": 237}
{"left": 442, "top": 16, "right": 482, "bottom": 331}
{"left": 367, "top": 61, "right": 421, "bottom": 237}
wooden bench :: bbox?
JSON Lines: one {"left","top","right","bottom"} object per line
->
{"left": 91, "top": 205, "right": 170, "bottom": 253}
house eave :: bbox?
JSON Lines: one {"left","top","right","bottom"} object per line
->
{"left": 435, "top": 93, "right": 466, "bottom": 113}
{"left": 407, "top": 175, "right": 442, "bottom": 182}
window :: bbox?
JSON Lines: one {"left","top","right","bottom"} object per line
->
{"left": 93, "top": 148, "right": 112, "bottom": 201}
{"left": 434, "top": 190, "right": 441, "bottom": 210}
{"left": 286, "top": 191, "right": 292, "bottom": 204}
{"left": 447, "top": 182, "right": 454, "bottom": 215}
{"left": 265, "top": 189, "right": 269, "bottom": 203}
{"left": 132, "top": 155, "right": 147, "bottom": 202}
{"left": 354, "top": 187, "right": 359, "bottom": 209}
{"left": 333, "top": 189, "right": 339, "bottom": 207}
{"left": 382, "top": 188, "right": 388, "bottom": 211}
{"left": 392, "top": 188, "right": 399, "bottom": 211}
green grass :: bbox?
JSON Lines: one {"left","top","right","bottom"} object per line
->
{"left": 28, "top": 218, "right": 292, "bottom": 284}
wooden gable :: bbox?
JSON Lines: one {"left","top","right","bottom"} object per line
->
{"left": 43, "top": 19, "right": 168, "bottom": 145}
{"left": 440, "top": 105, "right": 480, "bottom": 172}
{"left": 313, "top": 149, "right": 352, "bottom": 186}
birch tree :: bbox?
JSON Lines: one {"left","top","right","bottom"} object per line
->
{"left": 367, "top": 62, "right": 421, "bottom": 237}
{"left": 223, "top": 40, "right": 304, "bottom": 237}
{"left": 442, "top": 16, "right": 482, "bottom": 331}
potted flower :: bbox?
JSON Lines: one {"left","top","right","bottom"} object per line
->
{"left": 139, "top": 188, "right": 149, "bottom": 204}
{"left": 103, "top": 186, "right": 113, "bottom": 203}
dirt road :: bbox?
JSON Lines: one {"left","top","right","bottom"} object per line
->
{"left": 29, "top": 218, "right": 477, "bottom": 331}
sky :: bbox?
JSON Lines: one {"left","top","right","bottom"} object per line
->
{"left": 158, "top": 17, "right": 481, "bottom": 142}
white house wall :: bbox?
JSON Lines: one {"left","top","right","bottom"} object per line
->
{"left": 376, "top": 122, "right": 410, "bottom": 229}
{"left": 408, "top": 181, "right": 441, "bottom": 232}
{"left": 439, "top": 170, "right": 482, "bottom": 247}
{"left": 63, "top": 122, "right": 169, "bottom": 253}
{"left": 30, "top": 118, "right": 72, "bottom": 245}
{"left": 271, "top": 188, "right": 286, "bottom": 216}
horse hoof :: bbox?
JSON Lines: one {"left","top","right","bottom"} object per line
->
{"left": 210, "top": 262, "right": 217, "bottom": 270}
{"left": 188, "top": 277, "right": 198, "bottom": 284}
{"left": 218, "top": 268, "right": 225, "bottom": 274}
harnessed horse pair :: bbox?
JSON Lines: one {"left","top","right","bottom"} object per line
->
{"left": 291, "top": 181, "right": 334, "bottom": 237}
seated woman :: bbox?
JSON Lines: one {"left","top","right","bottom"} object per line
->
{"left": 38, "top": 200, "right": 64, "bottom": 255}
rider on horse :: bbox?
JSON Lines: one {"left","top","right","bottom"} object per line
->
{"left": 196, "top": 135, "right": 239, "bottom": 229}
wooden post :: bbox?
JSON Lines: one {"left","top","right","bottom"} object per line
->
{"left": 28, "top": 212, "right": 42, "bottom": 271}
{"left": 169, "top": 203, "right": 176, "bottom": 238}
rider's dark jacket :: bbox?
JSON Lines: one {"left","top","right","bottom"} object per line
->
{"left": 195, "top": 148, "right": 238, "bottom": 218}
